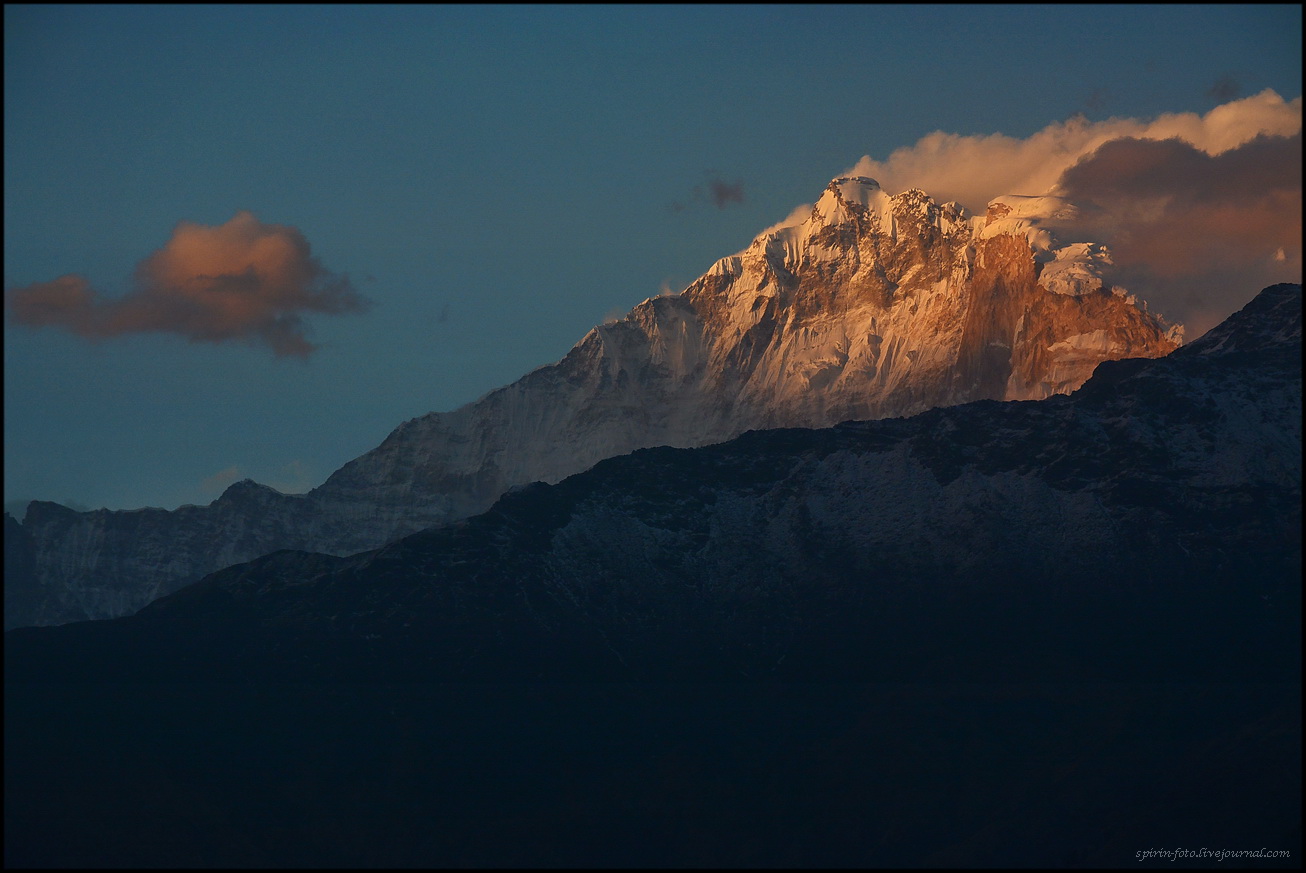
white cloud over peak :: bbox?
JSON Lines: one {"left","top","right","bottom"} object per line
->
{"left": 845, "top": 90, "right": 1301, "bottom": 213}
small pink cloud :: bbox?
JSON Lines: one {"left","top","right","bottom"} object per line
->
{"left": 5, "top": 211, "right": 370, "bottom": 357}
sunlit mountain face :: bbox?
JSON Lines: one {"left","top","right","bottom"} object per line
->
{"left": 5, "top": 284, "right": 1299, "bottom": 867}
{"left": 5, "top": 176, "right": 1181, "bottom": 631}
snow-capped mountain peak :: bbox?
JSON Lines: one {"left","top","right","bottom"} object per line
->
{"left": 6, "top": 172, "right": 1187, "bottom": 629}
{"left": 814, "top": 175, "right": 890, "bottom": 222}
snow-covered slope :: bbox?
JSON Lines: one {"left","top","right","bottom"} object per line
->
{"left": 5, "top": 175, "right": 1183, "bottom": 629}
{"left": 306, "top": 176, "right": 1180, "bottom": 549}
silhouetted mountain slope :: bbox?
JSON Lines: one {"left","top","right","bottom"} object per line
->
{"left": 5, "top": 285, "right": 1299, "bottom": 868}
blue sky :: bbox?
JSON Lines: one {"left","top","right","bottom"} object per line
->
{"left": 5, "top": 4, "right": 1302, "bottom": 513}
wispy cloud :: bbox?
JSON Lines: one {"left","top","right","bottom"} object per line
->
{"left": 671, "top": 172, "right": 747, "bottom": 212}
{"left": 1206, "top": 74, "right": 1242, "bottom": 102}
{"left": 200, "top": 465, "right": 243, "bottom": 496}
{"left": 267, "top": 459, "right": 315, "bottom": 495}
{"left": 704, "top": 176, "right": 744, "bottom": 208}
{"left": 5, "top": 211, "right": 371, "bottom": 357}
{"left": 1083, "top": 87, "right": 1111, "bottom": 115}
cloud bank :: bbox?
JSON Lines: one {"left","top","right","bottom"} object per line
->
{"left": 845, "top": 89, "right": 1300, "bottom": 214}
{"left": 1055, "top": 132, "right": 1302, "bottom": 338}
{"left": 5, "top": 211, "right": 370, "bottom": 357}
{"left": 846, "top": 90, "right": 1302, "bottom": 338}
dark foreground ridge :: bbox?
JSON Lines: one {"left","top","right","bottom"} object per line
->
{"left": 5, "top": 284, "right": 1301, "bottom": 867}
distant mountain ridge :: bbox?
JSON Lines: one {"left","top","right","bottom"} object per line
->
{"left": 6, "top": 282, "right": 1297, "bottom": 683}
{"left": 5, "top": 175, "right": 1182, "bottom": 629}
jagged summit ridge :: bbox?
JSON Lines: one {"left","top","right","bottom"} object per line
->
{"left": 6, "top": 173, "right": 1184, "bottom": 629}
{"left": 745, "top": 176, "right": 968, "bottom": 277}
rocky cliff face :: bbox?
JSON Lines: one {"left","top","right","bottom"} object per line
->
{"left": 4, "top": 176, "right": 1182, "bottom": 629}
